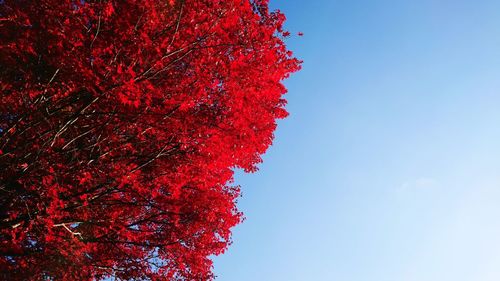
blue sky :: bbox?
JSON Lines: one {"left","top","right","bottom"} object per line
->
{"left": 213, "top": 1, "right": 500, "bottom": 280}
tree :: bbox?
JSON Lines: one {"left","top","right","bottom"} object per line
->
{"left": 0, "top": 0, "right": 300, "bottom": 279}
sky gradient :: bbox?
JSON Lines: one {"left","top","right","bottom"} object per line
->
{"left": 214, "top": 1, "right": 500, "bottom": 280}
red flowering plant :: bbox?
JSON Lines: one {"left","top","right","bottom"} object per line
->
{"left": 0, "top": 0, "right": 300, "bottom": 279}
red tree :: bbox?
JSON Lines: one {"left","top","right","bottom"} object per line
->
{"left": 0, "top": 0, "right": 300, "bottom": 279}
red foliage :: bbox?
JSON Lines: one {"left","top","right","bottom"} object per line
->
{"left": 0, "top": 0, "right": 300, "bottom": 280}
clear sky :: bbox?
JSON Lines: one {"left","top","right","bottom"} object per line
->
{"left": 213, "top": 1, "right": 500, "bottom": 280}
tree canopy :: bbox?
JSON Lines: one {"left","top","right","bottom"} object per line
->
{"left": 0, "top": 0, "right": 300, "bottom": 279}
